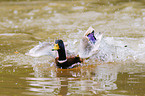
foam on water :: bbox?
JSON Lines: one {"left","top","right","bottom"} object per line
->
{"left": 99, "top": 37, "right": 145, "bottom": 63}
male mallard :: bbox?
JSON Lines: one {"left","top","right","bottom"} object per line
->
{"left": 52, "top": 40, "right": 83, "bottom": 69}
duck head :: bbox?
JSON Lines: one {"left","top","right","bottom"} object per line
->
{"left": 52, "top": 40, "right": 67, "bottom": 60}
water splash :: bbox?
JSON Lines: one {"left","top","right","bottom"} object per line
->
{"left": 25, "top": 31, "right": 145, "bottom": 64}
{"left": 25, "top": 42, "right": 56, "bottom": 58}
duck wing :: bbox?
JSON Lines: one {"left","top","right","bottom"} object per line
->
{"left": 79, "top": 27, "right": 103, "bottom": 58}
{"left": 26, "top": 42, "right": 56, "bottom": 57}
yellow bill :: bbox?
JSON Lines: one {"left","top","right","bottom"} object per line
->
{"left": 52, "top": 43, "right": 60, "bottom": 51}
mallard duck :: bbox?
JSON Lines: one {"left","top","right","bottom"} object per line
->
{"left": 52, "top": 39, "right": 83, "bottom": 69}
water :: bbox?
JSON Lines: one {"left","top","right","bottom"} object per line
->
{"left": 0, "top": 0, "right": 145, "bottom": 96}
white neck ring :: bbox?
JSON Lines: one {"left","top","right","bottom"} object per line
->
{"left": 58, "top": 59, "right": 67, "bottom": 63}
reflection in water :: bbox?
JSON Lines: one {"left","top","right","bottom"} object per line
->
{"left": 24, "top": 63, "right": 118, "bottom": 95}
{"left": 58, "top": 79, "right": 68, "bottom": 96}
{"left": 94, "top": 64, "right": 118, "bottom": 90}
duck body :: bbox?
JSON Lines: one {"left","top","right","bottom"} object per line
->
{"left": 55, "top": 56, "right": 82, "bottom": 69}
{"left": 52, "top": 40, "right": 82, "bottom": 69}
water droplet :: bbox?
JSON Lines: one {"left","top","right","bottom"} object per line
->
{"left": 15, "top": 25, "right": 18, "bottom": 28}
{"left": 14, "top": 10, "right": 18, "bottom": 14}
